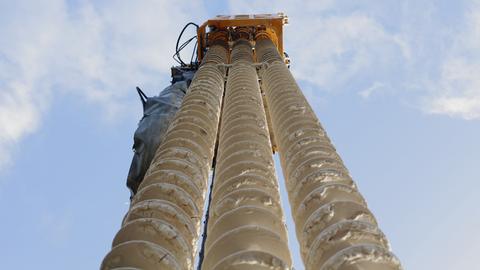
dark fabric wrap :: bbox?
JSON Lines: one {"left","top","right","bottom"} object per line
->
{"left": 126, "top": 81, "right": 188, "bottom": 196}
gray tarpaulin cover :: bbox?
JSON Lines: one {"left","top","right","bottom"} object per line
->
{"left": 126, "top": 81, "right": 188, "bottom": 196}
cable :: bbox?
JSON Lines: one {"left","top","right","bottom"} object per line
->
{"left": 196, "top": 167, "right": 215, "bottom": 270}
{"left": 190, "top": 41, "right": 198, "bottom": 66}
{"left": 173, "top": 22, "right": 199, "bottom": 67}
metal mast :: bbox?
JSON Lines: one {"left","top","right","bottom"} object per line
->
{"left": 102, "top": 42, "right": 228, "bottom": 269}
{"left": 201, "top": 38, "right": 292, "bottom": 269}
{"left": 257, "top": 37, "right": 401, "bottom": 270}
{"left": 101, "top": 13, "right": 402, "bottom": 270}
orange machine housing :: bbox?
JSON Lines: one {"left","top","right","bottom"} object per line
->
{"left": 197, "top": 13, "right": 288, "bottom": 63}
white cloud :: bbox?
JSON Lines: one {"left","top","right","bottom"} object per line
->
{"left": 359, "top": 81, "right": 386, "bottom": 99}
{"left": 228, "top": 0, "right": 409, "bottom": 97}
{"left": 287, "top": 14, "right": 408, "bottom": 91}
{"left": 424, "top": 2, "right": 480, "bottom": 119}
{"left": 228, "top": 0, "right": 480, "bottom": 120}
{"left": 2, "top": 0, "right": 480, "bottom": 170}
{"left": 428, "top": 97, "right": 480, "bottom": 120}
{"left": 0, "top": 0, "right": 205, "bottom": 169}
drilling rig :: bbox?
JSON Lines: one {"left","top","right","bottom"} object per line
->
{"left": 101, "top": 14, "right": 402, "bottom": 270}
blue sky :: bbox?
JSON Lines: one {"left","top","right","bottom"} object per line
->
{"left": 1, "top": 0, "right": 480, "bottom": 269}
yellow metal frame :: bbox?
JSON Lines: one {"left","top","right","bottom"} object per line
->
{"left": 197, "top": 13, "right": 288, "bottom": 62}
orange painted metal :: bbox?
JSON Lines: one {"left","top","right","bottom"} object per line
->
{"left": 197, "top": 13, "right": 288, "bottom": 63}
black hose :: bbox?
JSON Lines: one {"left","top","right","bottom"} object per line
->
{"left": 173, "top": 22, "right": 199, "bottom": 66}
